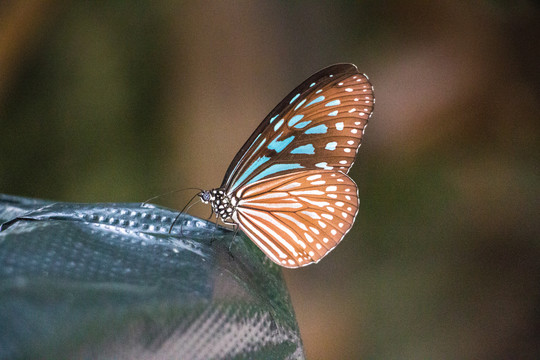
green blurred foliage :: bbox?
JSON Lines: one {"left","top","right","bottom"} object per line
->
{"left": 1, "top": 1, "right": 538, "bottom": 359}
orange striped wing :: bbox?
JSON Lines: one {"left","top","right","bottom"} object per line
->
{"left": 232, "top": 170, "right": 358, "bottom": 268}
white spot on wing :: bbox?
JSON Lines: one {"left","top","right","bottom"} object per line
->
{"left": 244, "top": 201, "right": 303, "bottom": 210}
{"left": 302, "top": 211, "right": 321, "bottom": 219}
{"left": 298, "top": 197, "right": 330, "bottom": 208}
{"left": 252, "top": 192, "right": 288, "bottom": 200}
{"left": 290, "top": 190, "right": 325, "bottom": 196}
{"left": 277, "top": 182, "right": 302, "bottom": 191}
{"left": 276, "top": 212, "right": 308, "bottom": 231}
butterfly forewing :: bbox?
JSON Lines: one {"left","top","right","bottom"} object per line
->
{"left": 222, "top": 64, "right": 374, "bottom": 193}
{"left": 232, "top": 170, "right": 359, "bottom": 268}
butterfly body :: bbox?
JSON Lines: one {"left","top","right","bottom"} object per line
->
{"left": 199, "top": 64, "right": 374, "bottom": 268}
{"left": 199, "top": 188, "right": 237, "bottom": 225}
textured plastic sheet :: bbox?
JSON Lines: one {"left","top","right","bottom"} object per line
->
{"left": 0, "top": 194, "right": 304, "bottom": 359}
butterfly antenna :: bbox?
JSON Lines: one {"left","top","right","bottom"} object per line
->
{"left": 142, "top": 187, "right": 203, "bottom": 207}
{"left": 168, "top": 192, "right": 202, "bottom": 235}
{"left": 177, "top": 198, "right": 204, "bottom": 237}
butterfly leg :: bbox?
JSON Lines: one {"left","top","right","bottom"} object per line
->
{"left": 222, "top": 218, "right": 236, "bottom": 226}
{"left": 221, "top": 222, "right": 240, "bottom": 262}
{"left": 210, "top": 218, "right": 238, "bottom": 262}
{"left": 230, "top": 222, "right": 240, "bottom": 251}
{"left": 209, "top": 217, "right": 220, "bottom": 245}
{"left": 206, "top": 207, "right": 214, "bottom": 220}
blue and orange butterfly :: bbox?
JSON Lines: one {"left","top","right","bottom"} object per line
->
{"left": 199, "top": 64, "right": 374, "bottom": 268}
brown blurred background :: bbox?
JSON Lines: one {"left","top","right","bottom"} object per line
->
{"left": 1, "top": 1, "right": 539, "bottom": 358}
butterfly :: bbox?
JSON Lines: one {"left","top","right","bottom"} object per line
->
{"left": 198, "top": 64, "right": 374, "bottom": 268}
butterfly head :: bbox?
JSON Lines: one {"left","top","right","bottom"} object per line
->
{"left": 198, "top": 190, "right": 213, "bottom": 203}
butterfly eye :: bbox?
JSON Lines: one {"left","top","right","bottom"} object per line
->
{"left": 199, "top": 191, "right": 211, "bottom": 203}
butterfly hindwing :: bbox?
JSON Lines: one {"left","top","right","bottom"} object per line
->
{"left": 232, "top": 169, "right": 359, "bottom": 268}
{"left": 222, "top": 64, "right": 374, "bottom": 193}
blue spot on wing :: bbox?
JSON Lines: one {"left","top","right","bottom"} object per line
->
{"left": 268, "top": 134, "right": 295, "bottom": 153}
{"left": 288, "top": 114, "right": 304, "bottom": 127}
{"left": 294, "top": 120, "right": 311, "bottom": 129}
{"left": 274, "top": 119, "right": 284, "bottom": 131}
{"left": 252, "top": 138, "right": 267, "bottom": 154}
{"left": 328, "top": 110, "right": 338, "bottom": 116}
{"left": 270, "top": 114, "right": 279, "bottom": 123}
{"left": 325, "top": 142, "right": 337, "bottom": 150}
{"left": 224, "top": 133, "right": 261, "bottom": 184}
{"left": 316, "top": 162, "right": 332, "bottom": 170}
{"left": 305, "top": 96, "right": 325, "bottom": 108}
{"left": 294, "top": 99, "right": 306, "bottom": 111}
{"left": 249, "top": 163, "right": 304, "bottom": 185}
{"left": 325, "top": 100, "right": 341, "bottom": 107}
{"left": 290, "top": 93, "right": 300, "bottom": 104}
{"left": 305, "top": 124, "right": 328, "bottom": 134}
{"left": 291, "top": 144, "right": 315, "bottom": 154}
{"left": 231, "top": 156, "right": 270, "bottom": 190}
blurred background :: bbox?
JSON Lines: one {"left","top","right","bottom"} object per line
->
{"left": 1, "top": 1, "right": 538, "bottom": 358}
